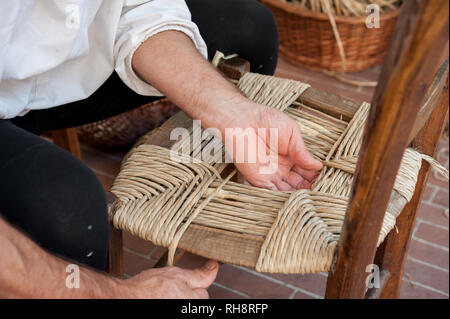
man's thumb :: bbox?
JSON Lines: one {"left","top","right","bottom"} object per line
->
{"left": 184, "top": 260, "right": 219, "bottom": 289}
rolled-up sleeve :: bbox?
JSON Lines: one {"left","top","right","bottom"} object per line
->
{"left": 114, "top": 0, "right": 207, "bottom": 96}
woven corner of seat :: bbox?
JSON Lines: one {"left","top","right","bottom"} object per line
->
{"left": 109, "top": 72, "right": 446, "bottom": 274}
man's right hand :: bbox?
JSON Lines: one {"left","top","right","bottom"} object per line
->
{"left": 117, "top": 260, "right": 219, "bottom": 299}
{"left": 0, "top": 216, "right": 218, "bottom": 299}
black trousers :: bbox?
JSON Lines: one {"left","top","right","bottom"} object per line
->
{"left": 0, "top": 0, "right": 278, "bottom": 271}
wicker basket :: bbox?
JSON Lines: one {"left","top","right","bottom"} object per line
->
{"left": 261, "top": 0, "right": 400, "bottom": 72}
{"left": 77, "top": 98, "right": 178, "bottom": 148}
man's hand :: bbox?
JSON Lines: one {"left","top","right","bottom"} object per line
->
{"left": 119, "top": 260, "right": 218, "bottom": 299}
{"left": 222, "top": 102, "right": 323, "bottom": 191}
{"left": 132, "top": 30, "right": 322, "bottom": 191}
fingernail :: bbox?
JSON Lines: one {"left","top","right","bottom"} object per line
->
{"left": 204, "top": 260, "right": 217, "bottom": 270}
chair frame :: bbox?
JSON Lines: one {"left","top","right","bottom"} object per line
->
{"left": 50, "top": 128, "right": 82, "bottom": 159}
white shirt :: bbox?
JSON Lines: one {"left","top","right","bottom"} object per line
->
{"left": 0, "top": 0, "right": 207, "bottom": 119}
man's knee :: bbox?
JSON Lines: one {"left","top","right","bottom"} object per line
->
{"left": 220, "top": 0, "right": 279, "bottom": 74}
{"left": 188, "top": 0, "right": 279, "bottom": 75}
{"left": 237, "top": 0, "right": 278, "bottom": 37}
{"left": 237, "top": 0, "right": 279, "bottom": 74}
{"left": 0, "top": 140, "right": 109, "bottom": 270}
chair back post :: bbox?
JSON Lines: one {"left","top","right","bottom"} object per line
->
{"left": 325, "top": 0, "right": 449, "bottom": 298}
{"left": 374, "top": 74, "right": 449, "bottom": 298}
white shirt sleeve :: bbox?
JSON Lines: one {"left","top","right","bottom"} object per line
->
{"left": 114, "top": 0, "right": 208, "bottom": 96}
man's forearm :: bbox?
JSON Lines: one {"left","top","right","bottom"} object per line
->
{"left": 0, "top": 216, "right": 219, "bottom": 298}
{"left": 132, "top": 30, "right": 258, "bottom": 135}
{"left": 0, "top": 217, "right": 118, "bottom": 298}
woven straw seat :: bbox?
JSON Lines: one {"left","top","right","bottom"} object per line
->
{"left": 109, "top": 72, "right": 448, "bottom": 274}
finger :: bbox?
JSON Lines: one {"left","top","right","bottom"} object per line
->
{"left": 288, "top": 128, "right": 323, "bottom": 171}
{"left": 181, "top": 260, "right": 219, "bottom": 289}
{"left": 274, "top": 179, "right": 295, "bottom": 191}
{"left": 192, "top": 288, "right": 209, "bottom": 299}
{"left": 247, "top": 179, "right": 277, "bottom": 191}
{"left": 284, "top": 171, "right": 305, "bottom": 189}
{"left": 296, "top": 179, "right": 312, "bottom": 190}
{"left": 293, "top": 165, "right": 320, "bottom": 182}
{"left": 284, "top": 171, "right": 313, "bottom": 190}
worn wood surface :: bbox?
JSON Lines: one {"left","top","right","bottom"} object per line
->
{"left": 106, "top": 191, "right": 124, "bottom": 277}
{"left": 106, "top": 222, "right": 124, "bottom": 278}
{"left": 408, "top": 58, "right": 449, "bottom": 143}
{"left": 51, "top": 128, "right": 82, "bottom": 159}
{"left": 298, "top": 88, "right": 360, "bottom": 121}
{"left": 217, "top": 56, "right": 250, "bottom": 80}
{"left": 325, "top": 0, "right": 449, "bottom": 299}
{"left": 375, "top": 76, "right": 449, "bottom": 298}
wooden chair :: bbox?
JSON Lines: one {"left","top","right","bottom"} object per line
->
{"left": 106, "top": 0, "right": 448, "bottom": 299}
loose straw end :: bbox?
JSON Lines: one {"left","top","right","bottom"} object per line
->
{"left": 421, "top": 154, "right": 449, "bottom": 181}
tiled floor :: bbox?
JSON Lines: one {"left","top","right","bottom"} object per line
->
{"left": 80, "top": 57, "right": 449, "bottom": 299}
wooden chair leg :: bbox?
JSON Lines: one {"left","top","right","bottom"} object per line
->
{"left": 106, "top": 224, "right": 124, "bottom": 278}
{"left": 106, "top": 192, "right": 124, "bottom": 277}
{"left": 51, "top": 128, "right": 82, "bottom": 159}
{"left": 374, "top": 76, "right": 449, "bottom": 298}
